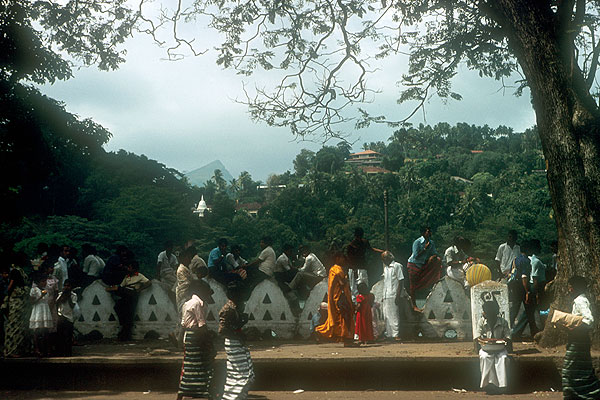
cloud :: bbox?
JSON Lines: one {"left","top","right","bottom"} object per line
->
{"left": 40, "top": 32, "right": 535, "bottom": 181}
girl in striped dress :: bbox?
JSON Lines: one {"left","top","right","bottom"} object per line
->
{"left": 219, "top": 281, "right": 254, "bottom": 400}
{"left": 177, "top": 280, "right": 216, "bottom": 399}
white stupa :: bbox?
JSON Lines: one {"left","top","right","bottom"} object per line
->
{"left": 194, "top": 195, "right": 208, "bottom": 217}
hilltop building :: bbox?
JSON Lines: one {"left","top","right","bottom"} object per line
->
{"left": 345, "top": 150, "right": 391, "bottom": 174}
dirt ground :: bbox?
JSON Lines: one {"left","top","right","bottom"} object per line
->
{"left": 66, "top": 337, "right": 574, "bottom": 362}
{"left": 0, "top": 390, "right": 562, "bottom": 400}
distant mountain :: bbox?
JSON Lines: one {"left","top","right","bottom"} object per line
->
{"left": 185, "top": 160, "right": 234, "bottom": 187}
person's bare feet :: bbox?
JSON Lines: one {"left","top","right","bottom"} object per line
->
{"left": 412, "top": 306, "right": 423, "bottom": 313}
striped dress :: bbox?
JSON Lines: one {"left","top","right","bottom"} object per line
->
{"left": 219, "top": 300, "right": 254, "bottom": 400}
{"left": 178, "top": 295, "right": 215, "bottom": 399}
{"left": 562, "top": 294, "right": 600, "bottom": 400}
{"left": 178, "top": 329, "right": 215, "bottom": 398}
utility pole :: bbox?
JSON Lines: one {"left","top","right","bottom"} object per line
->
{"left": 384, "top": 190, "right": 389, "bottom": 250}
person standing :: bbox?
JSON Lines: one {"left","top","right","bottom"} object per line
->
{"left": 509, "top": 242, "right": 538, "bottom": 339}
{"left": 157, "top": 241, "right": 178, "bottom": 291}
{"left": 3, "top": 254, "right": 29, "bottom": 357}
{"left": 558, "top": 276, "right": 600, "bottom": 399}
{"left": 407, "top": 227, "right": 442, "bottom": 312}
{"left": 29, "top": 275, "right": 53, "bottom": 356}
{"left": 315, "top": 251, "right": 355, "bottom": 346}
{"left": 106, "top": 260, "right": 151, "bottom": 341}
{"left": 53, "top": 245, "right": 70, "bottom": 291}
{"left": 81, "top": 244, "right": 105, "bottom": 286}
{"left": 346, "top": 227, "right": 383, "bottom": 301}
{"left": 56, "top": 279, "right": 78, "bottom": 356}
{"left": 101, "top": 245, "right": 131, "bottom": 286}
{"left": 381, "top": 251, "right": 404, "bottom": 341}
{"left": 495, "top": 230, "right": 520, "bottom": 280}
{"left": 177, "top": 280, "right": 216, "bottom": 400}
{"left": 219, "top": 281, "right": 254, "bottom": 400}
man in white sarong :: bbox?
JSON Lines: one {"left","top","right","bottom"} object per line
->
{"left": 475, "top": 301, "right": 511, "bottom": 394}
{"left": 381, "top": 251, "right": 404, "bottom": 340}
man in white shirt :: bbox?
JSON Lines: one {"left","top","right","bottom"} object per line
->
{"left": 495, "top": 230, "right": 520, "bottom": 279}
{"left": 288, "top": 245, "right": 326, "bottom": 291}
{"left": 274, "top": 244, "right": 297, "bottom": 287}
{"left": 224, "top": 245, "right": 248, "bottom": 272}
{"left": 82, "top": 244, "right": 105, "bottom": 280}
{"left": 444, "top": 236, "right": 470, "bottom": 284}
{"left": 54, "top": 245, "right": 70, "bottom": 291}
{"left": 157, "top": 241, "right": 179, "bottom": 291}
{"left": 245, "top": 236, "right": 277, "bottom": 287}
{"left": 381, "top": 251, "right": 404, "bottom": 340}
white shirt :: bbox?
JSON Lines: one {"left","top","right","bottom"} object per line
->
{"left": 299, "top": 253, "right": 326, "bottom": 277}
{"left": 57, "top": 290, "right": 78, "bottom": 322}
{"left": 54, "top": 256, "right": 69, "bottom": 290}
{"left": 225, "top": 253, "right": 247, "bottom": 271}
{"left": 275, "top": 253, "right": 292, "bottom": 273}
{"left": 181, "top": 294, "right": 207, "bottom": 329}
{"left": 572, "top": 294, "right": 594, "bottom": 326}
{"left": 258, "top": 246, "right": 277, "bottom": 277}
{"left": 495, "top": 243, "right": 521, "bottom": 275}
{"left": 83, "top": 254, "right": 105, "bottom": 277}
{"left": 382, "top": 261, "right": 404, "bottom": 299}
{"left": 157, "top": 251, "right": 178, "bottom": 272}
{"left": 444, "top": 245, "right": 465, "bottom": 268}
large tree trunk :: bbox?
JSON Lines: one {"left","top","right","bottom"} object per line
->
{"left": 492, "top": 1, "right": 600, "bottom": 346}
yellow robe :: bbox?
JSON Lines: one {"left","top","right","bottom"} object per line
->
{"left": 315, "top": 264, "right": 354, "bottom": 340}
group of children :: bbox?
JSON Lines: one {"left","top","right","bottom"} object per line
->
{"left": 29, "top": 275, "right": 78, "bottom": 357}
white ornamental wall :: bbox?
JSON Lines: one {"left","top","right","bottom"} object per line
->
{"left": 470, "top": 280, "right": 510, "bottom": 339}
{"left": 297, "top": 281, "right": 328, "bottom": 338}
{"left": 418, "top": 276, "right": 473, "bottom": 339}
{"left": 132, "top": 281, "right": 178, "bottom": 340}
{"left": 243, "top": 279, "right": 296, "bottom": 339}
{"left": 75, "top": 280, "right": 120, "bottom": 338}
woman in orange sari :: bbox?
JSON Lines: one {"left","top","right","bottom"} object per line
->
{"left": 315, "top": 252, "right": 355, "bottom": 346}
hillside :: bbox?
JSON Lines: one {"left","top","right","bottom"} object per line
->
{"left": 184, "top": 160, "right": 234, "bottom": 187}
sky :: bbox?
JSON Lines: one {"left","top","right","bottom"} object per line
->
{"left": 40, "top": 33, "right": 536, "bottom": 182}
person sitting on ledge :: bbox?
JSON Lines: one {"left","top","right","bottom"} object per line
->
{"left": 407, "top": 226, "right": 442, "bottom": 312}
{"left": 287, "top": 245, "right": 326, "bottom": 294}
{"left": 106, "top": 260, "right": 151, "bottom": 341}
{"left": 475, "top": 300, "right": 511, "bottom": 395}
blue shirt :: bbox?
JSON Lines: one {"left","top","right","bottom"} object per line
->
{"left": 530, "top": 254, "right": 546, "bottom": 285}
{"left": 407, "top": 236, "right": 437, "bottom": 266}
{"left": 207, "top": 247, "right": 223, "bottom": 269}
{"left": 511, "top": 254, "right": 531, "bottom": 282}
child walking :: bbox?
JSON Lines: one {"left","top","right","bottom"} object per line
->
{"left": 56, "top": 279, "right": 78, "bottom": 356}
{"left": 355, "top": 282, "right": 375, "bottom": 344}
{"left": 219, "top": 281, "right": 254, "bottom": 400}
{"left": 30, "top": 275, "right": 54, "bottom": 356}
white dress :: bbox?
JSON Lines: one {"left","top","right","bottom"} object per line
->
{"left": 29, "top": 285, "right": 54, "bottom": 329}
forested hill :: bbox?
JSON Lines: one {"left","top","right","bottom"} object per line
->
{"left": 2, "top": 93, "right": 554, "bottom": 276}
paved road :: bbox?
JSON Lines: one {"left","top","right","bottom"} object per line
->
{"left": 0, "top": 390, "right": 561, "bottom": 399}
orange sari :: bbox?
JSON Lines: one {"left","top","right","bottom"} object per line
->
{"left": 315, "top": 264, "right": 354, "bottom": 341}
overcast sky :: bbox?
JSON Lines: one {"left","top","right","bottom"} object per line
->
{"left": 40, "top": 33, "right": 536, "bottom": 181}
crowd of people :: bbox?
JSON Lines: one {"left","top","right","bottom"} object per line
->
{"left": 1, "top": 226, "right": 598, "bottom": 399}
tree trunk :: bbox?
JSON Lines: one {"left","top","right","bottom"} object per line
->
{"left": 492, "top": 1, "right": 600, "bottom": 346}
